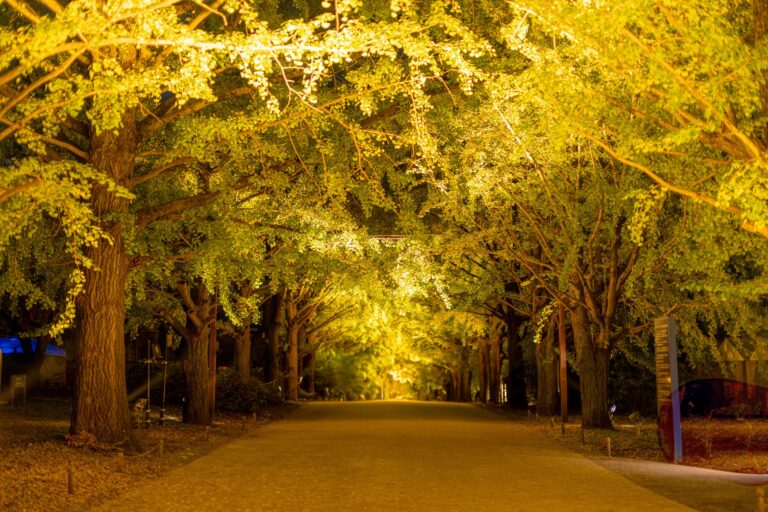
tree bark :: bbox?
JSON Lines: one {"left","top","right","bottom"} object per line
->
{"left": 233, "top": 283, "right": 252, "bottom": 379}
{"left": 264, "top": 293, "right": 283, "bottom": 385}
{"left": 285, "top": 298, "right": 299, "bottom": 401}
{"left": 170, "top": 281, "right": 213, "bottom": 426}
{"left": 489, "top": 332, "right": 502, "bottom": 404}
{"left": 234, "top": 320, "right": 252, "bottom": 379}
{"left": 477, "top": 338, "right": 489, "bottom": 403}
{"left": 571, "top": 305, "right": 612, "bottom": 428}
{"left": 457, "top": 346, "right": 472, "bottom": 402}
{"left": 301, "top": 350, "right": 317, "bottom": 395}
{"left": 71, "top": 114, "right": 138, "bottom": 445}
{"left": 183, "top": 324, "right": 210, "bottom": 425}
{"left": 505, "top": 309, "right": 528, "bottom": 409}
{"left": 207, "top": 293, "right": 217, "bottom": 420}
{"left": 536, "top": 316, "right": 558, "bottom": 417}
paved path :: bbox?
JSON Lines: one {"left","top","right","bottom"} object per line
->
{"left": 94, "top": 401, "right": 753, "bottom": 511}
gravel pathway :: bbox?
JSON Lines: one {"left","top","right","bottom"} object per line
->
{"left": 93, "top": 401, "right": 741, "bottom": 512}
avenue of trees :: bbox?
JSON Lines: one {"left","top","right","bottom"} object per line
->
{"left": 1, "top": 0, "right": 767, "bottom": 444}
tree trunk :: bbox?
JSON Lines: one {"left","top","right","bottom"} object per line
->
{"left": 302, "top": 350, "right": 317, "bottom": 395}
{"left": 234, "top": 320, "right": 252, "bottom": 379}
{"left": 477, "top": 338, "right": 489, "bottom": 403}
{"left": 571, "top": 306, "right": 612, "bottom": 428}
{"left": 505, "top": 310, "right": 528, "bottom": 409}
{"left": 264, "top": 293, "right": 283, "bottom": 384}
{"left": 448, "top": 369, "right": 460, "bottom": 401}
{"left": 71, "top": 115, "right": 138, "bottom": 445}
{"left": 536, "top": 316, "right": 558, "bottom": 417}
{"left": 207, "top": 297, "right": 217, "bottom": 420}
{"left": 489, "top": 333, "right": 501, "bottom": 403}
{"left": 233, "top": 283, "right": 252, "bottom": 379}
{"left": 183, "top": 327, "right": 210, "bottom": 425}
{"left": 175, "top": 281, "right": 213, "bottom": 426}
{"left": 27, "top": 335, "right": 50, "bottom": 386}
{"left": 285, "top": 299, "right": 299, "bottom": 402}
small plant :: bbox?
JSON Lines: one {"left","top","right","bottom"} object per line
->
{"left": 215, "top": 369, "right": 282, "bottom": 413}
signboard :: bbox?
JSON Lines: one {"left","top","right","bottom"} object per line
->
{"left": 655, "top": 316, "right": 682, "bottom": 463}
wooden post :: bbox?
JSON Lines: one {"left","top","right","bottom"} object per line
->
{"left": 117, "top": 451, "right": 125, "bottom": 473}
{"left": 158, "top": 438, "right": 164, "bottom": 457}
{"left": 67, "top": 462, "right": 74, "bottom": 495}
{"left": 208, "top": 288, "right": 218, "bottom": 419}
{"left": 558, "top": 301, "right": 568, "bottom": 432}
{"left": 757, "top": 486, "right": 765, "bottom": 512}
{"left": 205, "top": 426, "right": 210, "bottom": 441}
{"left": 655, "top": 316, "right": 682, "bottom": 463}
{"left": 606, "top": 437, "right": 612, "bottom": 457}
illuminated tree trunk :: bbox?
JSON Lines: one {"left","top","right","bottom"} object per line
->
{"left": 285, "top": 299, "right": 299, "bottom": 401}
{"left": 233, "top": 283, "right": 252, "bottom": 379}
{"left": 489, "top": 333, "right": 502, "bottom": 404}
{"left": 71, "top": 115, "right": 137, "bottom": 445}
{"left": 183, "top": 323, "right": 210, "bottom": 425}
{"left": 207, "top": 297, "right": 217, "bottom": 420}
{"left": 448, "top": 369, "right": 460, "bottom": 401}
{"left": 571, "top": 306, "right": 612, "bottom": 429}
{"left": 477, "top": 338, "right": 489, "bottom": 403}
{"left": 234, "top": 321, "right": 251, "bottom": 379}
{"left": 264, "top": 293, "right": 283, "bottom": 385}
{"left": 160, "top": 281, "right": 215, "bottom": 425}
{"left": 302, "top": 350, "right": 317, "bottom": 395}
{"left": 536, "top": 316, "right": 558, "bottom": 417}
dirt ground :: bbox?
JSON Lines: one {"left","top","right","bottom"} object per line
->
{"left": 2, "top": 399, "right": 767, "bottom": 511}
{"left": 0, "top": 395, "right": 295, "bottom": 511}
{"left": 519, "top": 409, "right": 768, "bottom": 473}
{"left": 92, "top": 401, "right": 698, "bottom": 512}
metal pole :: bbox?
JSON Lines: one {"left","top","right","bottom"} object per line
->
{"left": 161, "top": 332, "right": 170, "bottom": 425}
{"left": 559, "top": 300, "right": 568, "bottom": 433}
{"left": 146, "top": 338, "right": 151, "bottom": 428}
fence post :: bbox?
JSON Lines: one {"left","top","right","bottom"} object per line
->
{"left": 757, "top": 486, "right": 765, "bottom": 512}
{"left": 67, "top": 462, "right": 75, "bottom": 495}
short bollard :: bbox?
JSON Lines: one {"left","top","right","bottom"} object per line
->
{"left": 158, "top": 438, "right": 164, "bottom": 457}
{"left": 580, "top": 427, "right": 585, "bottom": 444}
{"left": 757, "top": 486, "right": 765, "bottom": 512}
{"left": 549, "top": 417, "right": 555, "bottom": 428}
{"left": 205, "top": 426, "right": 210, "bottom": 441}
{"left": 117, "top": 451, "right": 125, "bottom": 473}
{"left": 67, "top": 462, "right": 75, "bottom": 495}
{"left": 606, "top": 437, "right": 612, "bottom": 457}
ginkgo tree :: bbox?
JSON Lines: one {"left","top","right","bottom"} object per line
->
{"left": 505, "top": 0, "right": 768, "bottom": 240}
{"left": 0, "top": 0, "right": 490, "bottom": 444}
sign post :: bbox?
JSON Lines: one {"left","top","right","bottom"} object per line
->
{"left": 655, "top": 316, "right": 682, "bottom": 463}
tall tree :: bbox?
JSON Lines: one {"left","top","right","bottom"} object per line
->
{"left": 0, "top": 0, "right": 489, "bottom": 442}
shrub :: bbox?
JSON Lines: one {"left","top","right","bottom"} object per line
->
{"left": 215, "top": 368, "right": 282, "bottom": 413}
